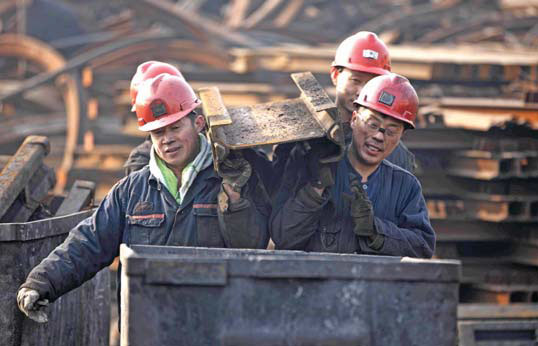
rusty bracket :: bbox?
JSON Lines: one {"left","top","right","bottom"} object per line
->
{"left": 199, "top": 86, "right": 232, "bottom": 172}
{"left": 291, "top": 71, "right": 344, "bottom": 163}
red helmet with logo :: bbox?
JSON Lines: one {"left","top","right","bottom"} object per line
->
{"left": 135, "top": 73, "right": 201, "bottom": 132}
{"left": 130, "top": 61, "right": 184, "bottom": 111}
{"left": 332, "top": 31, "right": 391, "bottom": 76}
{"left": 353, "top": 73, "right": 418, "bottom": 128}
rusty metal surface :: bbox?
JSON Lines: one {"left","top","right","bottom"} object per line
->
{"left": 0, "top": 136, "right": 50, "bottom": 220}
{"left": 221, "top": 98, "right": 325, "bottom": 147}
{"left": 427, "top": 197, "right": 537, "bottom": 222}
{"left": 0, "top": 163, "right": 56, "bottom": 223}
{"left": 55, "top": 180, "right": 95, "bottom": 216}
{"left": 201, "top": 72, "right": 343, "bottom": 169}
{"left": 458, "top": 304, "right": 538, "bottom": 320}
{"left": 447, "top": 150, "right": 538, "bottom": 180}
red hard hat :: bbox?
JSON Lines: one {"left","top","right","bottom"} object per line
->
{"left": 135, "top": 73, "right": 201, "bottom": 132}
{"left": 332, "top": 31, "right": 391, "bottom": 76}
{"left": 130, "top": 61, "right": 184, "bottom": 111}
{"left": 353, "top": 73, "right": 418, "bottom": 128}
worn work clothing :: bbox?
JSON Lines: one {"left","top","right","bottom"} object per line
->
{"left": 20, "top": 160, "right": 270, "bottom": 302}
{"left": 123, "top": 137, "right": 152, "bottom": 175}
{"left": 270, "top": 148, "right": 435, "bottom": 258}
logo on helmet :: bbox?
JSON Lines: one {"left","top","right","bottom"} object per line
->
{"left": 150, "top": 101, "right": 167, "bottom": 117}
{"left": 362, "top": 49, "right": 379, "bottom": 60}
{"left": 379, "top": 91, "right": 395, "bottom": 106}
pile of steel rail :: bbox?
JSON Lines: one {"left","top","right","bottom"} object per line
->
{"left": 0, "top": 136, "right": 96, "bottom": 223}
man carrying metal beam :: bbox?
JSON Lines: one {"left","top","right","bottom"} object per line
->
{"left": 270, "top": 73, "right": 435, "bottom": 257}
{"left": 331, "top": 31, "right": 416, "bottom": 172}
{"left": 17, "top": 72, "right": 270, "bottom": 323}
{"left": 264, "top": 32, "right": 416, "bottom": 199}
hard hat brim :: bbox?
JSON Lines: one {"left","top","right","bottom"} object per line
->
{"left": 138, "top": 100, "right": 200, "bottom": 132}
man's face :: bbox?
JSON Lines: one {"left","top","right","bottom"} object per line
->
{"left": 331, "top": 67, "right": 378, "bottom": 123}
{"left": 150, "top": 114, "right": 205, "bottom": 170}
{"left": 350, "top": 107, "right": 404, "bottom": 167}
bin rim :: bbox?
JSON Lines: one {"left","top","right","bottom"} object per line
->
{"left": 0, "top": 209, "right": 95, "bottom": 242}
{"left": 120, "top": 244, "right": 461, "bottom": 283}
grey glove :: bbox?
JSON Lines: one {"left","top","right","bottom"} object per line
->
{"left": 349, "top": 178, "right": 375, "bottom": 237}
{"left": 219, "top": 151, "right": 252, "bottom": 193}
{"left": 17, "top": 287, "right": 49, "bottom": 323}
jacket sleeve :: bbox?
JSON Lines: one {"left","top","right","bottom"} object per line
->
{"left": 358, "top": 178, "right": 435, "bottom": 258}
{"left": 217, "top": 173, "right": 271, "bottom": 249}
{"left": 270, "top": 183, "right": 330, "bottom": 250}
{"left": 269, "top": 145, "right": 332, "bottom": 250}
{"left": 19, "top": 180, "right": 127, "bottom": 302}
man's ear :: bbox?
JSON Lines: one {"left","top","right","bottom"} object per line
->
{"left": 194, "top": 114, "right": 205, "bottom": 133}
{"left": 350, "top": 110, "right": 358, "bottom": 128}
{"left": 330, "top": 66, "right": 339, "bottom": 86}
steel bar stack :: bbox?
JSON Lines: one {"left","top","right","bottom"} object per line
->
{"left": 404, "top": 112, "right": 538, "bottom": 344}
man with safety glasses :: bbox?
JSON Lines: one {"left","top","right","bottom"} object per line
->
{"left": 270, "top": 73, "right": 435, "bottom": 257}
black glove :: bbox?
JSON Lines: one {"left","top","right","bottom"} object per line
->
{"left": 349, "top": 177, "right": 375, "bottom": 237}
{"left": 303, "top": 138, "right": 339, "bottom": 189}
{"left": 218, "top": 151, "right": 252, "bottom": 193}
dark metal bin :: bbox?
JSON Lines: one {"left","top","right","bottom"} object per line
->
{"left": 120, "top": 244, "right": 460, "bottom": 346}
{"left": 0, "top": 210, "right": 110, "bottom": 346}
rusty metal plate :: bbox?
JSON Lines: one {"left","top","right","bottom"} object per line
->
{"left": 215, "top": 98, "right": 325, "bottom": 148}
{"left": 200, "top": 72, "right": 344, "bottom": 167}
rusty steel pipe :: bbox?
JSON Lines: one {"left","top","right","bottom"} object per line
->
{"left": 0, "top": 135, "right": 50, "bottom": 220}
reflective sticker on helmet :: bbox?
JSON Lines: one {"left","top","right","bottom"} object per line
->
{"left": 363, "top": 49, "right": 379, "bottom": 60}
{"left": 379, "top": 91, "right": 395, "bottom": 106}
{"left": 151, "top": 101, "right": 167, "bottom": 117}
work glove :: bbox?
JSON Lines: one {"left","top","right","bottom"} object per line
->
{"left": 300, "top": 138, "right": 339, "bottom": 189}
{"left": 348, "top": 177, "right": 375, "bottom": 238}
{"left": 17, "top": 288, "right": 49, "bottom": 323}
{"left": 218, "top": 151, "right": 252, "bottom": 193}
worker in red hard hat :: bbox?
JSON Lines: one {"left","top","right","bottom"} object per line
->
{"left": 266, "top": 32, "right": 416, "bottom": 204}
{"left": 271, "top": 73, "right": 435, "bottom": 257}
{"left": 129, "top": 60, "right": 185, "bottom": 112}
{"left": 17, "top": 73, "right": 270, "bottom": 325}
{"left": 330, "top": 31, "right": 415, "bottom": 172}
{"left": 124, "top": 61, "right": 186, "bottom": 175}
